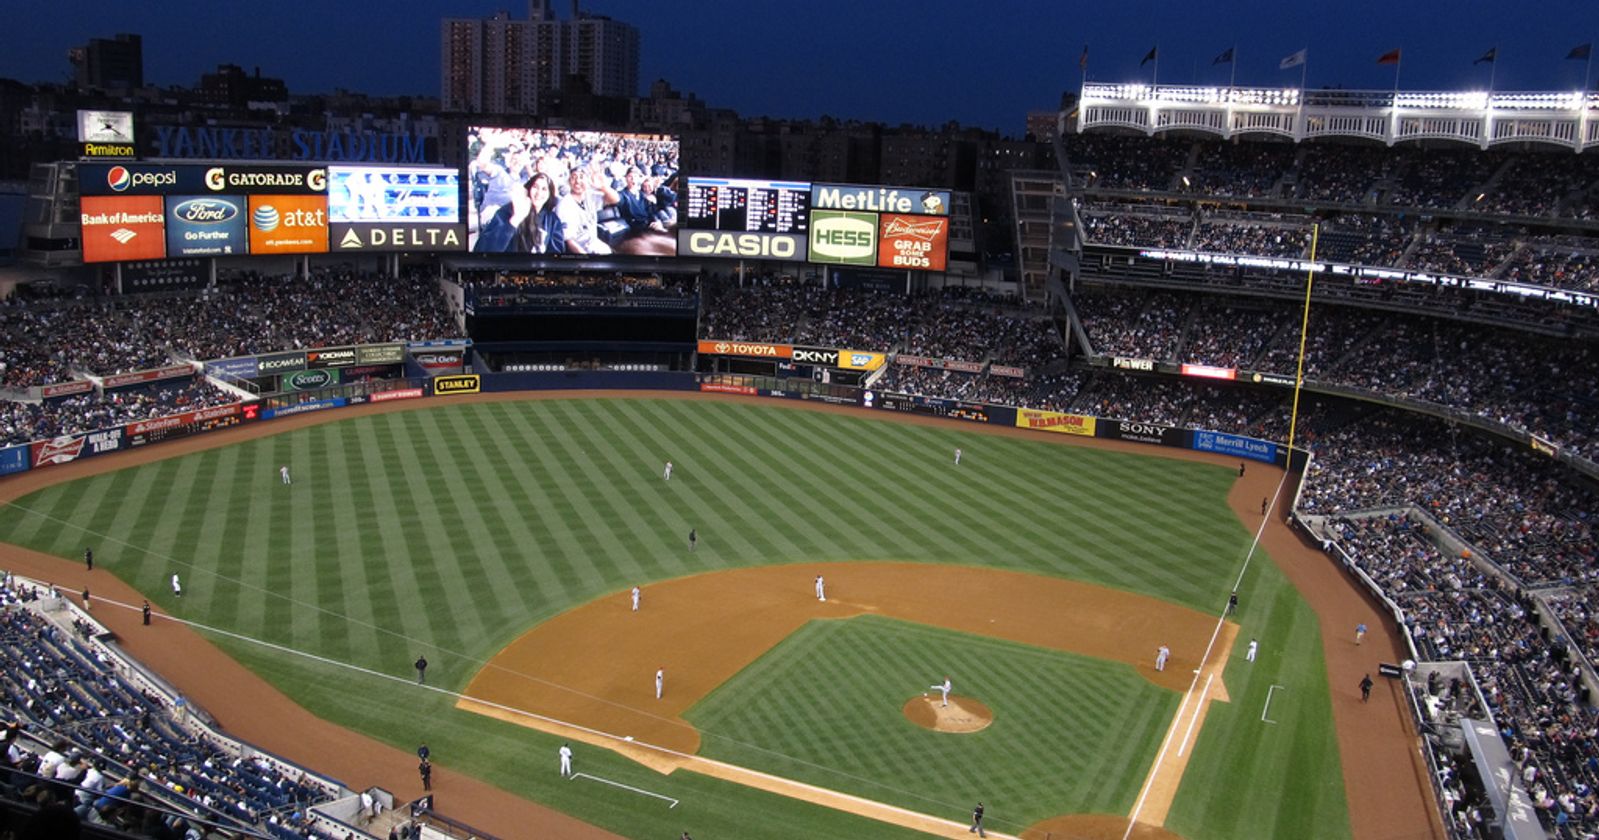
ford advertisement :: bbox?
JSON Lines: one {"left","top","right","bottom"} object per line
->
{"left": 164, "top": 195, "right": 249, "bottom": 256}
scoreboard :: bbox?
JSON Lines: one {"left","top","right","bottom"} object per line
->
{"left": 684, "top": 178, "right": 810, "bottom": 233}
{"left": 679, "top": 177, "right": 811, "bottom": 259}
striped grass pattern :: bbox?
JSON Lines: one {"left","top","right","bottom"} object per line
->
{"left": 0, "top": 398, "right": 1347, "bottom": 838}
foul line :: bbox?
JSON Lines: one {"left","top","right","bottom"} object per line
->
{"left": 569, "top": 772, "right": 677, "bottom": 808}
{"left": 1262, "top": 684, "right": 1285, "bottom": 724}
{"left": 1120, "top": 468, "right": 1292, "bottom": 840}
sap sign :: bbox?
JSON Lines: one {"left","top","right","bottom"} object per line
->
{"left": 808, "top": 211, "right": 878, "bottom": 265}
{"left": 678, "top": 230, "right": 806, "bottom": 260}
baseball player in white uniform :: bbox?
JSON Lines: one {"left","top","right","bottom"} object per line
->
{"left": 954, "top": 447, "right": 962, "bottom": 465}
{"left": 631, "top": 586, "right": 641, "bottom": 612}
{"left": 929, "top": 676, "right": 952, "bottom": 707}
{"left": 655, "top": 667, "right": 664, "bottom": 699}
{"left": 815, "top": 575, "right": 826, "bottom": 601}
{"left": 171, "top": 574, "right": 182, "bottom": 597}
{"left": 280, "top": 465, "right": 291, "bottom": 485}
{"left": 1246, "top": 639, "right": 1258, "bottom": 662}
{"left": 663, "top": 461, "right": 673, "bottom": 481}
{"left": 1155, "top": 644, "right": 1170, "bottom": 671}
{"left": 559, "top": 743, "right": 573, "bottom": 777}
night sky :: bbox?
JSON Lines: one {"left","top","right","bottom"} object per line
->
{"left": 8, "top": 1, "right": 1599, "bottom": 133}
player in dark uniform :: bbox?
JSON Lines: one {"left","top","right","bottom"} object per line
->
{"left": 688, "top": 528, "right": 697, "bottom": 551}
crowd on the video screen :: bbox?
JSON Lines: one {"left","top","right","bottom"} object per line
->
{"left": 467, "top": 127, "right": 680, "bottom": 256}
{"left": 0, "top": 269, "right": 461, "bottom": 447}
{"left": 0, "top": 577, "right": 365, "bottom": 840}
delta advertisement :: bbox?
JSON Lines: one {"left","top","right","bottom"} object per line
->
{"left": 1015, "top": 408, "right": 1097, "bottom": 436}
{"left": 808, "top": 183, "right": 951, "bottom": 272}
{"left": 328, "top": 165, "right": 464, "bottom": 253}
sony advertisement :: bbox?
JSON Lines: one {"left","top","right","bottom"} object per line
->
{"left": 681, "top": 177, "right": 811, "bottom": 260}
{"left": 467, "top": 126, "right": 680, "bottom": 257}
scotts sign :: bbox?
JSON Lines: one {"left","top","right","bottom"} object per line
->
{"left": 283, "top": 369, "right": 338, "bottom": 391}
{"left": 695, "top": 340, "right": 794, "bottom": 359}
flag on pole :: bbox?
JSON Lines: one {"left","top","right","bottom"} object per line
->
{"left": 1474, "top": 47, "right": 1497, "bottom": 65}
{"left": 1213, "top": 47, "right": 1234, "bottom": 65}
{"left": 1569, "top": 43, "right": 1593, "bottom": 60}
{"left": 1141, "top": 46, "right": 1158, "bottom": 67}
{"left": 1079, "top": 45, "right": 1088, "bottom": 72}
{"left": 1280, "top": 49, "right": 1307, "bottom": 70}
{"left": 1377, "top": 49, "right": 1401, "bottom": 65}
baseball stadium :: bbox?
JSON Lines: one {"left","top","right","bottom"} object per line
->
{"left": 2, "top": 38, "right": 1598, "bottom": 840}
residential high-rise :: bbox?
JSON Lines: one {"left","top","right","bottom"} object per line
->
{"left": 441, "top": 1, "right": 638, "bottom": 115}
{"left": 68, "top": 33, "right": 143, "bottom": 92}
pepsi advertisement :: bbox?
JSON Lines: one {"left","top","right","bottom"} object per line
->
{"left": 79, "top": 163, "right": 328, "bottom": 196}
{"left": 164, "top": 195, "right": 249, "bottom": 256}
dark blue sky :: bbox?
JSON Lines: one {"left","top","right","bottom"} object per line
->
{"left": 8, "top": 1, "right": 1599, "bottom": 133}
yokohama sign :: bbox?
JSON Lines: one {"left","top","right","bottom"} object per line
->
{"left": 696, "top": 340, "right": 793, "bottom": 359}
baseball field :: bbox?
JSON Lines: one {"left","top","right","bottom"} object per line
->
{"left": 0, "top": 395, "right": 1370, "bottom": 838}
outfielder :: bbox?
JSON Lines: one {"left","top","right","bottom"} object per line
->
{"left": 559, "top": 743, "right": 573, "bottom": 777}
{"left": 1246, "top": 638, "right": 1258, "bottom": 662}
{"left": 954, "top": 447, "right": 962, "bottom": 465}
{"left": 170, "top": 573, "right": 182, "bottom": 597}
{"left": 663, "top": 461, "right": 673, "bottom": 481}
{"left": 280, "top": 465, "right": 291, "bottom": 485}
{"left": 929, "top": 676, "right": 952, "bottom": 707}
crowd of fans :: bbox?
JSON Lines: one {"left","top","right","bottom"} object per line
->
{"left": 0, "top": 376, "right": 238, "bottom": 447}
{"left": 1, "top": 578, "right": 357, "bottom": 839}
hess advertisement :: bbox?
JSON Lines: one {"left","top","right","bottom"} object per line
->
{"left": 164, "top": 195, "right": 248, "bottom": 256}
{"left": 247, "top": 195, "right": 328, "bottom": 254}
{"left": 80, "top": 196, "right": 166, "bottom": 263}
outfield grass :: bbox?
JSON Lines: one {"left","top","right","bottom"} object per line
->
{"left": 0, "top": 397, "right": 1347, "bottom": 838}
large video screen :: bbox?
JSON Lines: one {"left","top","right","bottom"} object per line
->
{"left": 679, "top": 177, "right": 811, "bottom": 260}
{"left": 328, "top": 165, "right": 465, "bottom": 252}
{"left": 466, "top": 127, "right": 679, "bottom": 257}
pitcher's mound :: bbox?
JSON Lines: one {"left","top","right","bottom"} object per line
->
{"left": 903, "top": 695, "right": 993, "bottom": 733}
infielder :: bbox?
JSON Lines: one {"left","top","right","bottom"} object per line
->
{"left": 280, "top": 465, "right": 291, "bottom": 485}
{"left": 663, "top": 461, "right": 673, "bottom": 481}
{"left": 170, "top": 573, "right": 182, "bottom": 597}
{"left": 929, "top": 676, "right": 952, "bottom": 707}
{"left": 558, "top": 743, "right": 573, "bottom": 777}
{"left": 655, "top": 667, "right": 664, "bottom": 699}
{"left": 815, "top": 575, "right": 826, "bottom": 602}
{"left": 1155, "top": 644, "right": 1170, "bottom": 671}
{"left": 1355, "top": 623, "right": 1367, "bottom": 645}
{"left": 1246, "top": 638, "right": 1258, "bottom": 662}
{"left": 631, "top": 586, "right": 641, "bottom": 612}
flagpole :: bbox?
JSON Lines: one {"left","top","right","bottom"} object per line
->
{"left": 1393, "top": 53, "right": 1402, "bottom": 96}
{"left": 1300, "top": 53, "right": 1308, "bottom": 91}
{"left": 1229, "top": 46, "right": 1238, "bottom": 92}
{"left": 1153, "top": 44, "right": 1160, "bottom": 89}
{"left": 1587, "top": 52, "right": 1593, "bottom": 92}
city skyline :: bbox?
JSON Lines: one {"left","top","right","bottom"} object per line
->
{"left": 8, "top": 1, "right": 1599, "bottom": 132}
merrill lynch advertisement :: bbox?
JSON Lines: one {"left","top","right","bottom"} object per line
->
{"left": 1191, "top": 430, "right": 1279, "bottom": 464}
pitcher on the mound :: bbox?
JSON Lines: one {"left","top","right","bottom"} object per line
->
{"left": 929, "top": 676, "right": 951, "bottom": 707}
